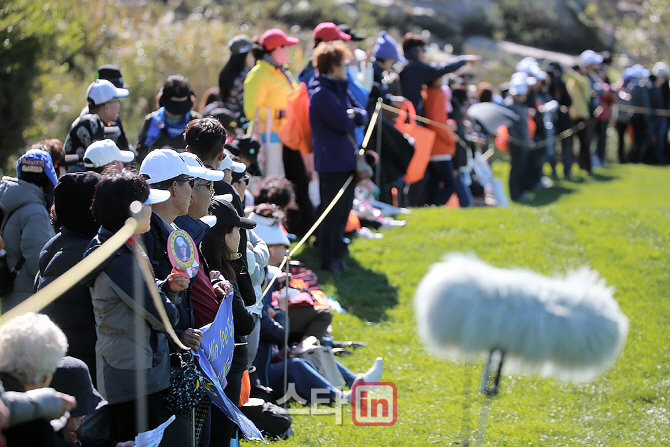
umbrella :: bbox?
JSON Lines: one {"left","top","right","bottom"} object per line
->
{"left": 467, "top": 102, "right": 520, "bottom": 135}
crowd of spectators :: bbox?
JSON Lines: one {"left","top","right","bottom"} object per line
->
{"left": 0, "top": 20, "right": 668, "bottom": 446}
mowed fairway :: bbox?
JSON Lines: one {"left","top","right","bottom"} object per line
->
{"left": 246, "top": 163, "right": 670, "bottom": 446}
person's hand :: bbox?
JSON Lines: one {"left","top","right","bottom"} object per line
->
{"left": 180, "top": 328, "right": 203, "bottom": 350}
{"left": 213, "top": 279, "right": 233, "bottom": 298}
{"left": 167, "top": 270, "right": 189, "bottom": 293}
{"left": 464, "top": 54, "right": 481, "bottom": 64}
{"left": 57, "top": 392, "right": 77, "bottom": 417}
{"left": 276, "top": 292, "right": 288, "bottom": 312}
{"left": 0, "top": 399, "right": 9, "bottom": 430}
{"left": 117, "top": 442, "right": 136, "bottom": 447}
{"left": 267, "top": 306, "right": 277, "bottom": 320}
{"left": 0, "top": 235, "right": 5, "bottom": 252}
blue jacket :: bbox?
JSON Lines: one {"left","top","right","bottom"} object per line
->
{"left": 308, "top": 75, "right": 368, "bottom": 173}
{"left": 399, "top": 55, "right": 467, "bottom": 117}
{"left": 252, "top": 305, "right": 287, "bottom": 387}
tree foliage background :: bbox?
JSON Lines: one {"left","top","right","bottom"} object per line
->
{"left": 0, "top": 0, "right": 668, "bottom": 172}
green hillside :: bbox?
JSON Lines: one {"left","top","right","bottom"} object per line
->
{"left": 272, "top": 163, "right": 670, "bottom": 446}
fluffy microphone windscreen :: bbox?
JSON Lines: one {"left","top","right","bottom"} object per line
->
{"left": 414, "top": 254, "right": 629, "bottom": 382}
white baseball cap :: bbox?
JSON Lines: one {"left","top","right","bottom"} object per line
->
{"left": 84, "top": 139, "right": 135, "bottom": 168}
{"left": 86, "top": 79, "right": 129, "bottom": 106}
{"left": 143, "top": 189, "right": 172, "bottom": 205}
{"left": 515, "top": 60, "right": 547, "bottom": 81}
{"left": 509, "top": 73, "right": 530, "bottom": 96}
{"left": 580, "top": 50, "right": 604, "bottom": 67}
{"left": 139, "top": 148, "right": 203, "bottom": 184}
{"left": 180, "top": 152, "right": 225, "bottom": 181}
{"left": 219, "top": 155, "right": 247, "bottom": 173}
{"left": 250, "top": 213, "right": 290, "bottom": 246}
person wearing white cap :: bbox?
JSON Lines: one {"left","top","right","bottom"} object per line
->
{"left": 138, "top": 149, "right": 201, "bottom": 339}
{"left": 627, "top": 64, "right": 652, "bottom": 163}
{"left": 83, "top": 169, "right": 179, "bottom": 440}
{"left": 83, "top": 139, "right": 135, "bottom": 173}
{"left": 64, "top": 79, "right": 129, "bottom": 171}
{"left": 504, "top": 73, "right": 531, "bottom": 201}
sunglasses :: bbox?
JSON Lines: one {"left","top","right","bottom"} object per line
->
{"left": 194, "top": 181, "right": 215, "bottom": 198}
{"left": 175, "top": 177, "right": 195, "bottom": 188}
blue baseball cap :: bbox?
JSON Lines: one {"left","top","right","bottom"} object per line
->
{"left": 17, "top": 148, "right": 58, "bottom": 187}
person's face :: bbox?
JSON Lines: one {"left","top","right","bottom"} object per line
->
{"left": 245, "top": 52, "right": 256, "bottom": 68}
{"left": 189, "top": 179, "right": 213, "bottom": 219}
{"left": 179, "top": 244, "right": 188, "bottom": 260}
{"left": 330, "top": 59, "right": 348, "bottom": 81}
{"left": 380, "top": 59, "right": 396, "bottom": 72}
{"left": 225, "top": 226, "right": 241, "bottom": 254}
{"left": 137, "top": 204, "right": 152, "bottom": 234}
{"left": 268, "top": 243, "right": 288, "bottom": 266}
{"left": 172, "top": 178, "right": 193, "bottom": 216}
{"left": 100, "top": 99, "right": 121, "bottom": 123}
{"left": 233, "top": 175, "right": 248, "bottom": 199}
{"left": 271, "top": 45, "right": 291, "bottom": 66}
{"left": 222, "top": 168, "right": 233, "bottom": 184}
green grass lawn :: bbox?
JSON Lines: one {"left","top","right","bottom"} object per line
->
{"left": 245, "top": 163, "right": 670, "bottom": 446}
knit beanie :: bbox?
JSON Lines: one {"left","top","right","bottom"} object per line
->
{"left": 373, "top": 31, "right": 403, "bottom": 62}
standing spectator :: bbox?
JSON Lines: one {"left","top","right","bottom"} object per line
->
{"left": 219, "top": 35, "right": 255, "bottom": 123}
{"left": 308, "top": 41, "right": 367, "bottom": 273}
{"left": 613, "top": 70, "right": 633, "bottom": 164}
{"left": 399, "top": 33, "right": 478, "bottom": 117}
{"left": 646, "top": 72, "right": 665, "bottom": 164}
{"left": 566, "top": 62, "right": 595, "bottom": 175}
{"left": 83, "top": 169, "right": 181, "bottom": 441}
{"left": 422, "top": 77, "right": 457, "bottom": 205}
{"left": 652, "top": 62, "right": 669, "bottom": 163}
{"left": 627, "top": 64, "right": 651, "bottom": 163}
{"left": 504, "top": 74, "right": 531, "bottom": 202}
{"left": 545, "top": 62, "right": 574, "bottom": 178}
{"left": 64, "top": 80, "right": 129, "bottom": 171}
{"left": 136, "top": 75, "right": 202, "bottom": 162}
{"left": 0, "top": 148, "right": 57, "bottom": 312}
{"left": 91, "top": 64, "right": 133, "bottom": 154}
{"left": 37, "top": 172, "right": 101, "bottom": 382}
{"left": 593, "top": 53, "right": 614, "bottom": 167}
{"left": 244, "top": 28, "right": 315, "bottom": 235}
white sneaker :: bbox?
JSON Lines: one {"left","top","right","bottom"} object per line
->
{"left": 353, "top": 357, "right": 384, "bottom": 385}
{"left": 337, "top": 390, "right": 352, "bottom": 404}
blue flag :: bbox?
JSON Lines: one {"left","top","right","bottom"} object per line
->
{"left": 195, "top": 292, "right": 265, "bottom": 442}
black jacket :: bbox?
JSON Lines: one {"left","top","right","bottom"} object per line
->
{"left": 252, "top": 305, "right": 287, "bottom": 387}
{"left": 37, "top": 228, "right": 98, "bottom": 384}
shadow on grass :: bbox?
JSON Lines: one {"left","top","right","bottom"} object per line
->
{"left": 591, "top": 172, "right": 618, "bottom": 182}
{"left": 526, "top": 185, "right": 575, "bottom": 207}
{"left": 293, "top": 245, "right": 399, "bottom": 323}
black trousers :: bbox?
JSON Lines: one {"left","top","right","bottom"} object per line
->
{"left": 209, "top": 369, "right": 244, "bottom": 445}
{"left": 317, "top": 170, "right": 356, "bottom": 269}
{"left": 107, "top": 391, "right": 163, "bottom": 442}
{"left": 283, "top": 145, "right": 315, "bottom": 235}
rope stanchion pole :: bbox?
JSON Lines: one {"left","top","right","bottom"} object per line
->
{"left": 131, "top": 202, "right": 149, "bottom": 436}
{"left": 282, "top": 248, "right": 291, "bottom": 409}
{"left": 374, "top": 100, "right": 383, "bottom": 187}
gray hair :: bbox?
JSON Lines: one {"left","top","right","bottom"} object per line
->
{"left": 0, "top": 313, "right": 68, "bottom": 386}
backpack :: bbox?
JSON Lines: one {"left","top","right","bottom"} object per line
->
{"left": 278, "top": 83, "right": 312, "bottom": 154}
{"left": 0, "top": 206, "right": 26, "bottom": 297}
{"left": 240, "top": 398, "right": 292, "bottom": 441}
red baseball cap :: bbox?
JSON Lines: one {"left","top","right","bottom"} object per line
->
{"left": 314, "top": 22, "right": 351, "bottom": 43}
{"left": 260, "top": 29, "right": 299, "bottom": 51}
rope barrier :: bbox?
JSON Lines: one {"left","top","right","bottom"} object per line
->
{"left": 261, "top": 174, "right": 355, "bottom": 297}
{"left": 0, "top": 217, "right": 138, "bottom": 324}
{"left": 614, "top": 103, "right": 670, "bottom": 118}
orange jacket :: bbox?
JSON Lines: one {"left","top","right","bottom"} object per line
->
{"left": 422, "top": 86, "right": 456, "bottom": 157}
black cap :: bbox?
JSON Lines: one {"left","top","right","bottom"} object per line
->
{"left": 209, "top": 197, "right": 257, "bottom": 230}
{"left": 50, "top": 357, "right": 107, "bottom": 417}
{"left": 96, "top": 64, "right": 129, "bottom": 89}
{"left": 225, "top": 135, "right": 261, "bottom": 176}
{"left": 337, "top": 24, "right": 365, "bottom": 42}
{"left": 54, "top": 172, "right": 100, "bottom": 237}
